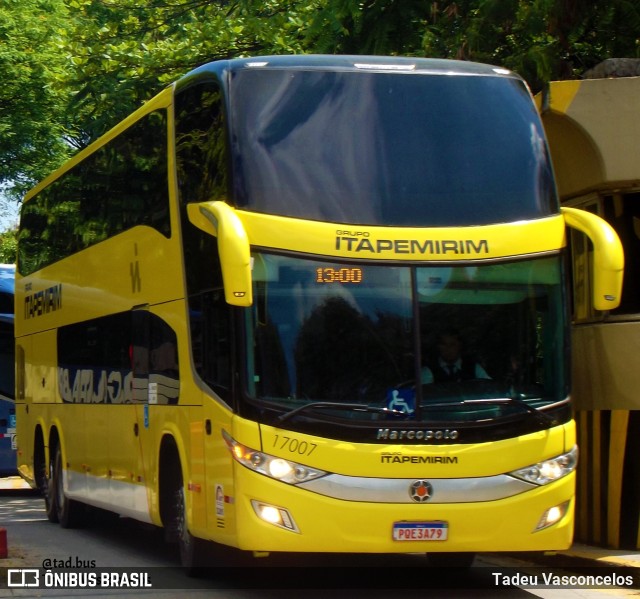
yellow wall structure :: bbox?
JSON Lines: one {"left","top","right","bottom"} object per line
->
{"left": 539, "top": 77, "right": 640, "bottom": 199}
{"left": 539, "top": 74, "right": 640, "bottom": 549}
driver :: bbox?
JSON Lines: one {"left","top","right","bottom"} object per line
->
{"left": 421, "top": 328, "right": 490, "bottom": 384}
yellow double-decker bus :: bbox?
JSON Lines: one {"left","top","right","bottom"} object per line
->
{"left": 15, "top": 55, "right": 623, "bottom": 568}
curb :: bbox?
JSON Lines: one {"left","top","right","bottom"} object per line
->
{"left": 499, "top": 545, "right": 640, "bottom": 571}
{"left": 556, "top": 545, "right": 640, "bottom": 570}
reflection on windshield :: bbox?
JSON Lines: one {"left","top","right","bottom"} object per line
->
{"left": 230, "top": 70, "right": 557, "bottom": 226}
{"left": 245, "top": 254, "right": 567, "bottom": 424}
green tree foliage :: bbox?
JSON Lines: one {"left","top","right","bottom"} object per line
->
{"left": 306, "top": 1, "right": 640, "bottom": 91}
{"left": 0, "top": 227, "right": 17, "bottom": 263}
{"left": 0, "top": 0, "right": 72, "bottom": 196}
{"left": 1, "top": 0, "right": 639, "bottom": 231}
{"left": 59, "top": 0, "right": 321, "bottom": 145}
{"left": 0, "top": 0, "right": 320, "bottom": 208}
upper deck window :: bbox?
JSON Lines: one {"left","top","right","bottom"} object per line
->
{"left": 18, "top": 110, "right": 169, "bottom": 276}
{"left": 229, "top": 69, "right": 557, "bottom": 226}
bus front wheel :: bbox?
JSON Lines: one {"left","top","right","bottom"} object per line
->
{"left": 161, "top": 447, "right": 208, "bottom": 573}
{"left": 172, "top": 475, "right": 208, "bottom": 572}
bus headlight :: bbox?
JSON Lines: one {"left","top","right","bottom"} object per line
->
{"left": 223, "top": 430, "right": 327, "bottom": 484}
{"left": 510, "top": 446, "right": 578, "bottom": 485}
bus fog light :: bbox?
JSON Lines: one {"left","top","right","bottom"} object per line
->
{"left": 259, "top": 505, "right": 280, "bottom": 524}
{"left": 251, "top": 500, "right": 299, "bottom": 532}
{"left": 535, "top": 501, "right": 569, "bottom": 531}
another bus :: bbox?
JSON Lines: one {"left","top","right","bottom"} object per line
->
{"left": 15, "top": 55, "right": 624, "bottom": 568}
{"left": 0, "top": 263, "right": 16, "bottom": 476}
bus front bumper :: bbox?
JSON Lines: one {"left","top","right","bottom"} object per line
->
{"left": 230, "top": 468, "right": 575, "bottom": 554}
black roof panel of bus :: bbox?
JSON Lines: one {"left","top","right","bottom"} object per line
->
{"left": 176, "top": 54, "right": 521, "bottom": 90}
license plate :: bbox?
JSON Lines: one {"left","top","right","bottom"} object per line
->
{"left": 392, "top": 521, "right": 448, "bottom": 541}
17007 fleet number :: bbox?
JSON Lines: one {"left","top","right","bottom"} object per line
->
{"left": 272, "top": 434, "right": 318, "bottom": 457}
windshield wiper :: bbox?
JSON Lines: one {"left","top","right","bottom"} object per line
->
{"left": 277, "top": 402, "right": 406, "bottom": 424}
{"left": 423, "top": 397, "right": 557, "bottom": 425}
{"left": 276, "top": 398, "right": 556, "bottom": 426}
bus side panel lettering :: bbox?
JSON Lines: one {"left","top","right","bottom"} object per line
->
{"left": 24, "top": 284, "right": 62, "bottom": 320}
{"left": 58, "top": 367, "right": 133, "bottom": 404}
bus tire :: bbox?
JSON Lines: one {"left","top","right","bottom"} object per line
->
{"left": 173, "top": 476, "right": 208, "bottom": 573}
{"left": 35, "top": 434, "right": 57, "bottom": 523}
{"left": 52, "top": 445, "right": 84, "bottom": 528}
{"left": 44, "top": 453, "right": 59, "bottom": 523}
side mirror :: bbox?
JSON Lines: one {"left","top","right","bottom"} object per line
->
{"left": 187, "top": 201, "right": 252, "bottom": 307}
{"left": 561, "top": 206, "right": 624, "bottom": 311}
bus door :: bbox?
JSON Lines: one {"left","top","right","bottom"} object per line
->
{"left": 131, "top": 308, "right": 180, "bottom": 517}
{"left": 130, "top": 307, "right": 153, "bottom": 511}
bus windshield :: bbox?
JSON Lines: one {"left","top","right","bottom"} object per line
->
{"left": 245, "top": 254, "right": 568, "bottom": 428}
{"left": 229, "top": 69, "right": 557, "bottom": 226}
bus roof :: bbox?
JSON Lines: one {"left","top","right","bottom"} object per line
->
{"left": 24, "top": 55, "right": 522, "bottom": 203}
{"left": 177, "top": 55, "right": 520, "bottom": 87}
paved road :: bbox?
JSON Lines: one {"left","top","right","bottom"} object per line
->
{"left": 0, "top": 482, "right": 636, "bottom": 598}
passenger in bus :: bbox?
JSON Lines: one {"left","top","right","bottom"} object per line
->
{"left": 421, "top": 328, "right": 490, "bottom": 384}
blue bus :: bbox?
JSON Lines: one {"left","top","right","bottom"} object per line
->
{"left": 0, "top": 264, "right": 15, "bottom": 476}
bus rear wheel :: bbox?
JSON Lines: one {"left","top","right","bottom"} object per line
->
{"left": 44, "top": 448, "right": 58, "bottom": 523}
{"left": 51, "top": 445, "right": 84, "bottom": 528}
{"left": 36, "top": 439, "right": 58, "bottom": 523}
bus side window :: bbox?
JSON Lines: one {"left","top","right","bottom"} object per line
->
{"left": 133, "top": 310, "right": 180, "bottom": 405}
{"left": 602, "top": 193, "right": 640, "bottom": 315}
{"left": 570, "top": 227, "right": 592, "bottom": 322}
{"left": 176, "top": 79, "right": 233, "bottom": 401}
{"left": 189, "top": 289, "right": 232, "bottom": 401}
{"left": 18, "top": 110, "right": 169, "bottom": 277}
{"left": 59, "top": 312, "right": 133, "bottom": 404}
{"left": 567, "top": 201, "right": 598, "bottom": 322}
{"left": 175, "top": 80, "right": 228, "bottom": 205}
